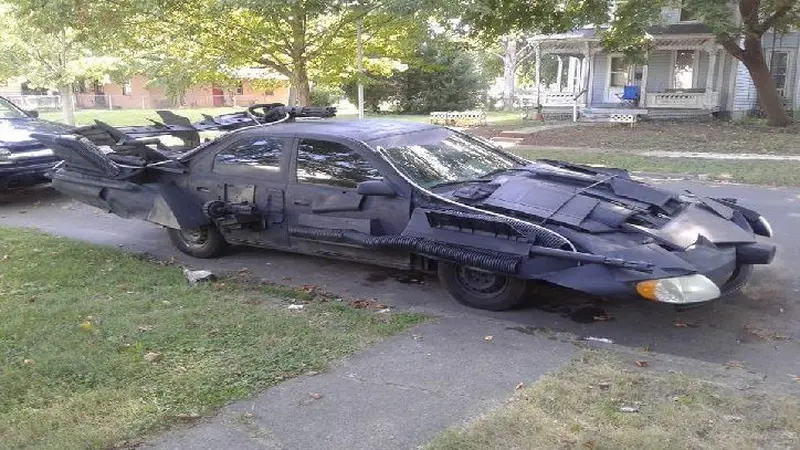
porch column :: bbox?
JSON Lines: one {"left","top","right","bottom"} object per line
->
{"left": 705, "top": 43, "right": 717, "bottom": 109}
{"left": 586, "top": 52, "right": 595, "bottom": 106}
{"left": 534, "top": 42, "right": 541, "bottom": 105}
{"left": 556, "top": 56, "right": 563, "bottom": 92}
{"left": 640, "top": 61, "right": 649, "bottom": 107}
{"left": 580, "top": 55, "right": 589, "bottom": 98}
{"left": 567, "top": 57, "right": 577, "bottom": 91}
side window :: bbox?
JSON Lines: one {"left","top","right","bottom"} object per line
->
{"left": 214, "top": 136, "right": 285, "bottom": 173}
{"left": 296, "top": 139, "right": 382, "bottom": 188}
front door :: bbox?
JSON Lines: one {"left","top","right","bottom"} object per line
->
{"left": 285, "top": 137, "right": 412, "bottom": 268}
{"left": 187, "top": 133, "right": 292, "bottom": 247}
{"left": 605, "top": 56, "right": 644, "bottom": 103}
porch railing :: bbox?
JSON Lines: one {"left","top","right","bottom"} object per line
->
{"left": 517, "top": 90, "right": 587, "bottom": 107}
{"left": 645, "top": 91, "right": 720, "bottom": 110}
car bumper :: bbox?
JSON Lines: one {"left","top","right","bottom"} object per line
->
{"left": 0, "top": 159, "right": 60, "bottom": 189}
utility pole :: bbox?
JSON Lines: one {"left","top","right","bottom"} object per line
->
{"left": 357, "top": 17, "right": 365, "bottom": 119}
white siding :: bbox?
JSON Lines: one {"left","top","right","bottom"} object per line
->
{"left": 732, "top": 59, "right": 758, "bottom": 114}
{"left": 646, "top": 51, "right": 672, "bottom": 92}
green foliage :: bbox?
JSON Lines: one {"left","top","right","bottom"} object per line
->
{"left": 310, "top": 84, "right": 344, "bottom": 106}
{"left": 343, "top": 36, "right": 486, "bottom": 113}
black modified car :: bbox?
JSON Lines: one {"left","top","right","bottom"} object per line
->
{"left": 0, "top": 96, "right": 68, "bottom": 189}
{"left": 31, "top": 104, "right": 776, "bottom": 310}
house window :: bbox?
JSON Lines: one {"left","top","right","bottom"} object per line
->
{"left": 235, "top": 81, "right": 244, "bottom": 95}
{"left": 769, "top": 51, "right": 789, "bottom": 98}
{"left": 122, "top": 82, "right": 132, "bottom": 96}
{"left": 672, "top": 50, "right": 696, "bottom": 89}
{"left": 609, "top": 57, "right": 630, "bottom": 87}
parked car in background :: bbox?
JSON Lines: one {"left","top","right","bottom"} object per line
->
{"left": 0, "top": 96, "right": 69, "bottom": 190}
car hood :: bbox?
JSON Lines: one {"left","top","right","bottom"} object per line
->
{"left": 0, "top": 118, "right": 72, "bottom": 148}
{"left": 445, "top": 159, "right": 757, "bottom": 250}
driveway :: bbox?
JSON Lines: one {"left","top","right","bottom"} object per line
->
{"left": 2, "top": 180, "right": 798, "bottom": 381}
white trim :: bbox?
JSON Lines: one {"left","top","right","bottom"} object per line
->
{"left": 715, "top": 49, "right": 724, "bottom": 93}
{"left": 766, "top": 49, "right": 794, "bottom": 100}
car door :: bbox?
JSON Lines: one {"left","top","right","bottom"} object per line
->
{"left": 286, "top": 136, "right": 412, "bottom": 268}
{"left": 186, "top": 131, "right": 292, "bottom": 247}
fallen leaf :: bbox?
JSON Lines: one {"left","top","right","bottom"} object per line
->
{"left": 635, "top": 360, "right": 649, "bottom": 367}
{"left": 583, "top": 440, "right": 596, "bottom": 449}
{"left": 23, "top": 359, "right": 35, "bottom": 366}
{"left": 484, "top": 335, "right": 494, "bottom": 342}
{"left": 144, "top": 352, "right": 163, "bottom": 363}
{"left": 673, "top": 321, "right": 689, "bottom": 328}
{"left": 619, "top": 406, "right": 639, "bottom": 413}
{"left": 137, "top": 325, "right": 154, "bottom": 332}
{"left": 515, "top": 382, "right": 524, "bottom": 390}
{"left": 310, "top": 392, "right": 322, "bottom": 400}
{"left": 726, "top": 360, "right": 744, "bottom": 368}
{"left": 598, "top": 382, "right": 611, "bottom": 390}
{"left": 79, "top": 320, "right": 95, "bottom": 332}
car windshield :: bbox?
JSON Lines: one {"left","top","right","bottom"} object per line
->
{"left": 0, "top": 97, "right": 27, "bottom": 119}
{"left": 373, "top": 128, "right": 521, "bottom": 188}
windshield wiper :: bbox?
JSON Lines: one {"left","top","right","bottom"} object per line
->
{"left": 429, "top": 167, "right": 521, "bottom": 189}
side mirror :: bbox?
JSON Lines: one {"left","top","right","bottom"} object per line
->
{"left": 357, "top": 179, "right": 395, "bottom": 197}
{"left": 26, "top": 110, "right": 39, "bottom": 118}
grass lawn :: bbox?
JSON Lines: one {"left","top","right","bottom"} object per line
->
{"left": 41, "top": 108, "right": 525, "bottom": 128}
{"left": 511, "top": 147, "right": 800, "bottom": 187}
{"left": 0, "top": 228, "right": 425, "bottom": 450}
{"left": 510, "top": 121, "right": 800, "bottom": 155}
{"left": 427, "top": 351, "right": 800, "bottom": 450}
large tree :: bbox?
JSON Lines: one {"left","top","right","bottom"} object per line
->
{"left": 0, "top": 3, "right": 118, "bottom": 124}
{"left": 96, "top": 0, "right": 428, "bottom": 106}
{"left": 459, "top": 0, "right": 800, "bottom": 126}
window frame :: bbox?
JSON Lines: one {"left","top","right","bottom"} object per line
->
{"left": 767, "top": 50, "right": 791, "bottom": 98}
{"left": 293, "top": 137, "right": 386, "bottom": 190}
{"left": 210, "top": 132, "right": 293, "bottom": 182}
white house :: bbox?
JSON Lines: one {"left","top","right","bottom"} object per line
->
{"left": 520, "top": 5, "right": 798, "bottom": 120}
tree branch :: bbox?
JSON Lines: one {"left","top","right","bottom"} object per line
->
{"left": 738, "top": 0, "right": 761, "bottom": 35}
{"left": 757, "top": 0, "right": 797, "bottom": 34}
{"left": 717, "top": 35, "right": 744, "bottom": 61}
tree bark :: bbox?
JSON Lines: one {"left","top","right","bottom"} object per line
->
{"left": 292, "top": 64, "right": 311, "bottom": 106}
{"left": 740, "top": 36, "right": 791, "bottom": 127}
{"left": 59, "top": 85, "right": 75, "bottom": 126}
{"left": 502, "top": 40, "right": 517, "bottom": 111}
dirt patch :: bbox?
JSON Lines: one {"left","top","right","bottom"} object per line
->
{"left": 514, "top": 121, "right": 800, "bottom": 155}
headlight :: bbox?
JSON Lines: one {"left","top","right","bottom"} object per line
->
{"left": 636, "top": 274, "right": 721, "bottom": 304}
{"left": 0, "top": 147, "right": 12, "bottom": 165}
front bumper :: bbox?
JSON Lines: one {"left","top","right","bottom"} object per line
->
{"left": 0, "top": 158, "right": 60, "bottom": 189}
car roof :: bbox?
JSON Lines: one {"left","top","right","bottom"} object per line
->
{"left": 255, "top": 119, "right": 442, "bottom": 142}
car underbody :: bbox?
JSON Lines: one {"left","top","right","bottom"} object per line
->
{"left": 31, "top": 104, "right": 777, "bottom": 311}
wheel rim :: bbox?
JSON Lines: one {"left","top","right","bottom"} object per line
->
{"left": 179, "top": 228, "right": 209, "bottom": 250}
{"left": 455, "top": 266, "right": 509, "bottom": 298}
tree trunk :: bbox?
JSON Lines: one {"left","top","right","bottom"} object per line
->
{"left": 292, "top": 65, "right": 311, "bottom": 106}
{"left": 740, "top": 37, "right": 791, "bottom": 126}
{"left": 59, "top": 85, "right": 75, "bottom": 125}
{"left": 502, "top": 40, "right": 517, "bottom": 111}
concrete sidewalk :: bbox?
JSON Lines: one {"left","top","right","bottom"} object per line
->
{"left": 141, "top": 316, "right": 576, "bottom": 450}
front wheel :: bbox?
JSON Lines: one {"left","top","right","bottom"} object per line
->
{"left": 437, "top": 262, "right": 528, "bottom": 311}
{"left": 167, "top": 225, "right": 228, "bottom": 258}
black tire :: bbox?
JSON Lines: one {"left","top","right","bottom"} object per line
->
{"left": 721, "top": 264, "right": 754, "bottom": 296}
{"left": 437, "top": 262, "right": 528, "bottom": 311}
{"left": 167, "top": 225, "right": 228, "bottom": 258}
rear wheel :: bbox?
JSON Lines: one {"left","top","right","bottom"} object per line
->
{"left": 167, "top": 225, "right": 227, "bottom": 258}
{"left": 437, "top": 262, "right": 528, "bottom": 311}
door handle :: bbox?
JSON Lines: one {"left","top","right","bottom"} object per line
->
{"left": 293, "top": 199, "right": 311, "bottom": 206}
{"left": 196, "top": 186, "right": 210, "bottom": 193}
